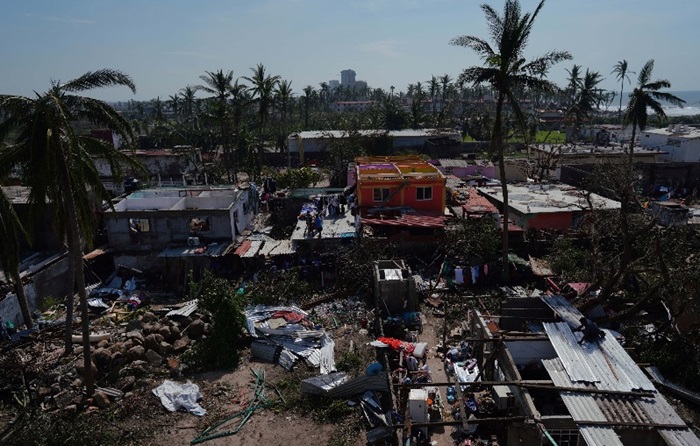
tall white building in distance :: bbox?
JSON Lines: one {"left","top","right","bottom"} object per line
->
{"left": 340, "top": 69, "right": 356, "bottom": 86}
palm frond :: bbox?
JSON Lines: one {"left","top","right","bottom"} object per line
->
{"left": 637, "top": 60, "right": 654, "bottom": 85}
{"left": 60, "top": 69, "right": 136, "bottom": 94}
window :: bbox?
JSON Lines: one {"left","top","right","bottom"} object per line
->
{"left": 188, "top": 217, "right": 211, "bottom": 232}
{"left": 373, "top": 188, "right": 390, "bottom": 202}
{"left": 542, "top": 430, "right": 579, "bottom": 446}
{"left": 416, "top": 187, "right": 433, "bottom": 201}
{"left": 129, "top": 218, "right": 151, "bottom": 233}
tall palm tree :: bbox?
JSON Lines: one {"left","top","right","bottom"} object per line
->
{"left": 565, "top": 64, "right": 582, "bottom": 105}
{"left": 428, "top": 76, "right": 439, "bottom": 113}
{"left": 197, "top": 70, "right": 235, "bottom": 181}
{"left": 243, "top": 64, "right": 280, "bottom": 171}
{"left": 612, "top": 60, "right": 634, "bottom": 122}
{"left": 451, "top": 0, "right": 570, "bottom": 282}
{"left": 179, "top": 85, "right": 198, "bottom": 128}
{"left": 624, "top": 59, "right": 685, "bottom": 162}
{"left": 568, "top": 69, "right": 604, "bottom": 141}
{"left": 275, "top": 79, "right": 294, "bottom": 155}
{"left": 303, "top": 85, "right": 314, "bottom": 129}
{"left": 166, "top": 94, "right": 181, "bottom": 118}
{"left": 0, "top": 69, "right": 142, "bottom": 396}
{"left": 0, "top": 188, "right": 32, "bottom": 329}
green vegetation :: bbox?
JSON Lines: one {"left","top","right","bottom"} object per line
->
{"left": 186, "top": 272, "right": 246, "bottom": 369}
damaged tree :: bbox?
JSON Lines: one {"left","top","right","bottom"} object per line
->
{"left": 0, "top": 69, "right": 143, "bottom": 396}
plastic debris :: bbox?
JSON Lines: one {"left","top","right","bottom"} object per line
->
{"left": 152, "top": 380, "right": 206, "bottom": 416}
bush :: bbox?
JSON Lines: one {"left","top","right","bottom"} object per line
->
{"left": 188, "top": 272, "right": 246, "bottom": 369}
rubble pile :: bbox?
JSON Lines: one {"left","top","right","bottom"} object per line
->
{"left": 0, "top": 308, "right": 208, "bottom": 413}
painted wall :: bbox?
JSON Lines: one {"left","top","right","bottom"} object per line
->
{"left": 519, "top": 212, "right": 573, "bottom": 233}
{"left": 357, "top": 178, "right": 445, "bottom": 213}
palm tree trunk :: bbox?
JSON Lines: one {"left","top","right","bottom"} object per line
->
{"left": 629, "top": 120, "right": 637, "bottom": 167}
{"left": 57, "top": 153, "right": 95, "bottom": 396}
{"left": 64, "top": 232, "right": 76, "bottom": 353}
{"left": 10, "top": 267, "right": 33, "bottom": 329}
{"left": 618, "top": 83, "right": 624, "bottom": 123}
{"left": 494, "top": 92, "right": 510, "bottom": 283}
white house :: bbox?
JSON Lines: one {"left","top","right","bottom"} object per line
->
{"left": 641, "top": 125, "right": 700, "bottom": 162}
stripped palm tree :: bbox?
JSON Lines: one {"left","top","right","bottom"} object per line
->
{"left": 451, "top": 0, "right": 570, "bottom": 282}
{"left": 0, "top": 69, "right": 143, "bottom": 395}
{"left": 197, "top": 70, "right": 235, "bottom": 181}
{"left": 624, "top": 60, "right": 685, "bottom": 162}
{"left": 568, "top": 69, "right": 604, "bottom": 141}
{"left": 612, "top": 60, "right": 634, "bottom": 122}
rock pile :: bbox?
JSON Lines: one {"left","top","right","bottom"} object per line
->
{"left": 0, "top": 310, "right": 211, "bottom": 413}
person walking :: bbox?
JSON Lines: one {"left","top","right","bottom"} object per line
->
{"left": 314, "top": 214, "right": 323, "bottom": 238}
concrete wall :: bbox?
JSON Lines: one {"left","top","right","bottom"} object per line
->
{"left": 0, "top": 254, "right": 70, "bottom": 327}
{"left": 505, "top": 340, "right": 557, "bottom": 366}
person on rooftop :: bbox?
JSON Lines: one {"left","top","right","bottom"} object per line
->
{"left": 573, "top": 317, "right": 605, "bottom": 345}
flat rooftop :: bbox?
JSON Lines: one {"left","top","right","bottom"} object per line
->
{"left": 533, "top": 144, "right": 666, "bottom": 156}
{"left": 290, "top": 208, "right": 356, "bottom": 242}
{"left": 644, "top": 126, "right": 700, "bottom": 139}
{"left": 478, "top": 183, "right": 621, "bottom": 214}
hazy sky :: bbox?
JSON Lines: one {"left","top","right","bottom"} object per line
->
{"left": 1, "top": 0, "right": 698, "bottom": 101}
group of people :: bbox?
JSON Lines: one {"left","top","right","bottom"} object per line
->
{"left": 300, "top": 205, "right": 324, "bottom": 238}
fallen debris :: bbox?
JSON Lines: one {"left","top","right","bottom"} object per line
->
{"left": 152, "top": 380, "right": 206, "bottom": 416}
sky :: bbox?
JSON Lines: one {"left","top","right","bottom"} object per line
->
{"left": 1, "top": 0, "right": 699, "bottom": 102}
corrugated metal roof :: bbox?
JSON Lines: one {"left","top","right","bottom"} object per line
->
{"left": 542, "top": 358, "right": 624, "bottom": 446}
{"left": 540, "top": 295, "right": 586, "bottom": 328}
{"left": 242, "top": 240, "right": 263, "bottom": 258}
{"left": 258, "top": 241, "right": 279, "bottom": 256}
{"left": 361, "top": 214, "right": 446, "bottom": 228}
{"left": 544, "top": 322, "right": 654, "bottom": 392}
{"left": 543, "top": 322, "right": 599, "bottom": 383}
{"left": 636, "top": 392, "right": 700, "bottom": 445}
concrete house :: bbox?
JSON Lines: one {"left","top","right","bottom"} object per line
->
{"left": 104, "top": 186, "right": 258, "bottom": 273}
{"left": 641, "top": 125, "right": 700, "bottom": 162}
{"left": 477, "top": 183, "right": 620, "bottom": 233}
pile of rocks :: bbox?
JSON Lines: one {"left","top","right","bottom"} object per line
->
{"left": 3, "top": 310, "right": 212, "bottom": 413}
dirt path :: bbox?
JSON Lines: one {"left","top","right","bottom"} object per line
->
{"left": 420, "top": 311, "right": 457, "bottom": 446}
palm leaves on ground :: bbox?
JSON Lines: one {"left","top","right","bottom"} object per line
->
{"left": 624, "top": 59, "right": 685, "bottom": 161}
{"left": 451, "top": 0, "right": 571, "bottom": 282}
{"left": 0, "top": 69, "right": 142, "bottom": 396}
{"left": 0, "top": 188, "right": 33, "bottom": 328}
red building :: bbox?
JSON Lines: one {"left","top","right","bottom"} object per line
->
{"left": 355, "top": 156, "right": 446, "bottom": 216}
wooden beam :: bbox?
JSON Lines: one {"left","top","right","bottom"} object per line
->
{"left": 396, "top": 380, "right": 551, "bottom": 388}
{"left": 577, "top": 420, "right": 688, "bottom": 429}
{"left": 393, "top": 416, "right": 527, "bottom": 429}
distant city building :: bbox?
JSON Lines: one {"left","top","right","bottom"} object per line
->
{"left": 328, "top": 80, "right": 340, "bottom": 90}
{"left": 355, "top": 80, "right": 368, "bottom": 91}
{"left": 340, "top": 69, "right": 356, "bottom": 86}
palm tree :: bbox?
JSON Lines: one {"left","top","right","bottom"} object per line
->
{"left": 624, "top": 59, "right": 685, "bottom": 162}
{"left": 451, "top": 0, "right": 571, "bottom": 282}
{"left": 243, "top": 64, "right": 280, "bottom": 171}
{"left": 303, "top": 85, "right": 314, "bottom": 129}
{"left": 565, "top": 64, "right": 582, "bottom": 105}
{"left": 179, "top": 85, "right": 198, "bottom": 128}
{"left": 0, "top": 188, "right": 32, "bottom": 329}
{"left": 275, "top": 79, "right": 293, "bottom": 155}
{"left": 568, "top": 69, "right": 604, "bottom": 141}
{"left": 428, "top": 76, "right": 439, "bottom": 113}
{"left": 612, "top": 60, "right": 634, "bottom": 122}
{"left": 0, "top": 69, "right": 142, "bottom": 396}
{"left": 166, "top": 94, "right": 181, "bottom": 118}
{"left": 197, "top": 70, "right": 235, "bottom": 181}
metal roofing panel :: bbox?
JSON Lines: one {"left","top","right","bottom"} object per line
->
{"left": 438, "top": 158, "right": 470, "bottom": 168}
{"left": 542, "top": 359, "right": 624, "bottom": 446}
{"left": 540, "top": 295, "right": 586, "bottom": 328}
{"left": 598, "top": 330, "right": 655, "bottom": 391}
{"left": 158, "top": 243, "right": 233, "bottom": 258}
{"left": 543, "top": 322, "right": 599, "bottom": 383}
{"left": 242, "top": 240, "right": 263, "bottom": 258}
{"left": 166, "top": 299, "right": 199, "bottom": 317}
{"left": 258, "top": 241, "right": 279, "bottom": 256}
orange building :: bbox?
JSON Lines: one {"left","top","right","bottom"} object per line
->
{"left": 354, "top": 156, "right": 446, "bottom": 216}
